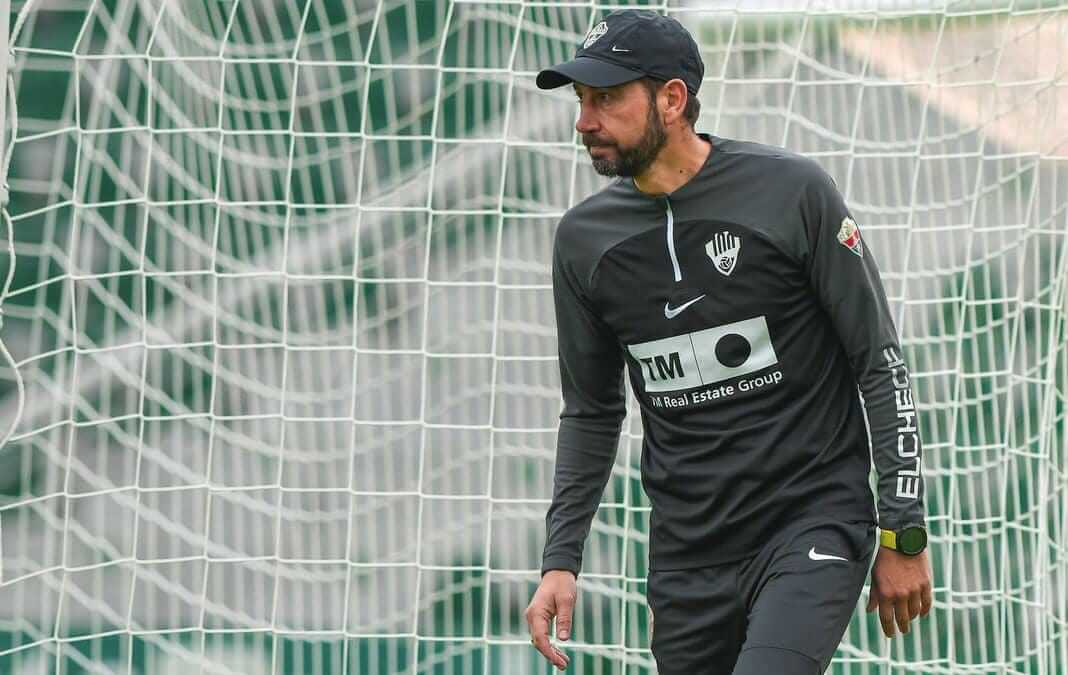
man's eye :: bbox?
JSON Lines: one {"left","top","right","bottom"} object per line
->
{"left": 575, "top": 91, "right": 610, "bottom": 104}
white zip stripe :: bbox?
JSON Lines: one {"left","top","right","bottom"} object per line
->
{"left": 665, "top": 198, "right": 682, "bottom": 282}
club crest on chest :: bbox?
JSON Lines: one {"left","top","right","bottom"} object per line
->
{"left": 706, "top": 231, "right": 741, "bottom": 276}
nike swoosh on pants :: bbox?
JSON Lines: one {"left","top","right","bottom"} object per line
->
{"left": 808, "top": 546, "right": 848, "bottom": 562}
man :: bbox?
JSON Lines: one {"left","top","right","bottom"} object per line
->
{"left": 523, "top": 9, "right": 933, "bottom": 675}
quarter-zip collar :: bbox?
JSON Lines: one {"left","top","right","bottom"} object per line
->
{"left": 620, "top": 133, "right": 724, "bottom": 284}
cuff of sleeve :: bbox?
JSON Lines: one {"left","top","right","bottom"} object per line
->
{"left": 541, "top": 555, "right": 580, "bottom": 579}
{"left": 878, "top": 515, "right": 927, "bottom": 531}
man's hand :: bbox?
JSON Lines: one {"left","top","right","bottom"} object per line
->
{"left": 866, "top": 546, "right": 933, "bottom": 637}
{"left": 525, "top": 570, "right": 576, "bottom": 671}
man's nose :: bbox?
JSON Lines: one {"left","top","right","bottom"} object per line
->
{"left": 575, "top": 100, "right": 599, "bottom": 134}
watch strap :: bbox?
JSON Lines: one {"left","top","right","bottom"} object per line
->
{"left": 879, "top": 528, "right": 898, "bottom": 551}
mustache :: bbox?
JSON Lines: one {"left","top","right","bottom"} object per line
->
{"left": 582, "top": 135, "right": 613, "bottom": 147}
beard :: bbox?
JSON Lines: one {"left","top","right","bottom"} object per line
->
{"left": 583, "top": 104, "right": 668, "bottom": 178}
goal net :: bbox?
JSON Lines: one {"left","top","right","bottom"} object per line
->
{"left": 0, "top": 1, "right": 1066, "bottom": 673}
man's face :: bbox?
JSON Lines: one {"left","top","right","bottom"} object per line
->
{"left": 574, "top": 80, "right": 667, "bottom": 178}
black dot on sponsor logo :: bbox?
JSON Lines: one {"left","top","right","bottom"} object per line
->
{"left": 715, "top": 333, "right": 751, "bottom": 367}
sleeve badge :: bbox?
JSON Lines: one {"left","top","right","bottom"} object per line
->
{"left": 836, "top": 216, "right": 863, "bottom": 257}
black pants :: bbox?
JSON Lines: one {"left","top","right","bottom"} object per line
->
{"left": 647, "top": 516, "right": 877, "bottom": 675}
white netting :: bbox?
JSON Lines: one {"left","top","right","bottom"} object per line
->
{"left": 0, "top": 1, "right": 1066, "bottom": 673}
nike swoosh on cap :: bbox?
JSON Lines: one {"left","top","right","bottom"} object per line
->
{"left": 664, "top": 295, "right": 705, "bottom": 319}
{"left": 611, "top": 45, "right": 631, "bottom": 52}
{"left": 808, "top": 546, "right": 848, "bottom": 562}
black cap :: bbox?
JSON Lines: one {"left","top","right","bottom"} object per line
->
{"left": 536, "top": 10, "right": 704, "bottom": 95}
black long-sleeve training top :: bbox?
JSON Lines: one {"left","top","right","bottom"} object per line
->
{"left": 542, "top": 133, "right": 927, "bottom": 576}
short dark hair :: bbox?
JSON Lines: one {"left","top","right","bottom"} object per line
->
{"left": 640, "top": 77, "right": 700, "bottom": 128}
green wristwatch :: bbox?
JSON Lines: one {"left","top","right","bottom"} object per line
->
{"left": 879, "top": 523, "right": 927, "bottom": 556}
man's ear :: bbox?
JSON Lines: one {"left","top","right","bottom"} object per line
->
{"left": 661, "top": 79, "right": 689, "bottom": 126}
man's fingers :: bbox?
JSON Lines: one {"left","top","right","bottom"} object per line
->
{"left": 526, "top": 572, "right": 578, "bottom": 670}
{"left": 526, "top": 608, "right": 553, "bottom": 662}
{"left": 894, "top": 595, "right": 911, "bottom": 634}
{"left": 526, "top": 605, "right": 549, "bottom": 642}
{"left": 528, "top": 614, "right": 568, "bottom": 670}
{"left": 878, "top": 597, "right": 896, "bottom": 638}
{"left": 869, "top": 548, "right": 934, "bottom": 639}
{"left": 555, "top": 592, "right": 575, "bottom": 641}
{"left": 526, "top": 603, "right": 569, "bottom": 670}
{"left": 531, "top": 633, "right": 569, "bottom": 670}
{"left": 908, "top": 590, "right": 922, "bottom": 621}
{"left": 920, "top": 583, "right": 933, "bottom": 617}
{"left": 555, "top": 644, "right": 570, "bottom": 669}
{"left": 866, "top": 586, "right": 878, "bottom": 613}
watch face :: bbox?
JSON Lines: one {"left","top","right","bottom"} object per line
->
{"left": 899, "top": 527, "right": 927, "bottom": 555}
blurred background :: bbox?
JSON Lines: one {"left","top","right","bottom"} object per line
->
{"left": 0, "top": 0, "right": 1066, "bottom": 673}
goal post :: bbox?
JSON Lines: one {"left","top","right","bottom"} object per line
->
{"left": 0, "top": 1, "right": 1066, "bottom": 674}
